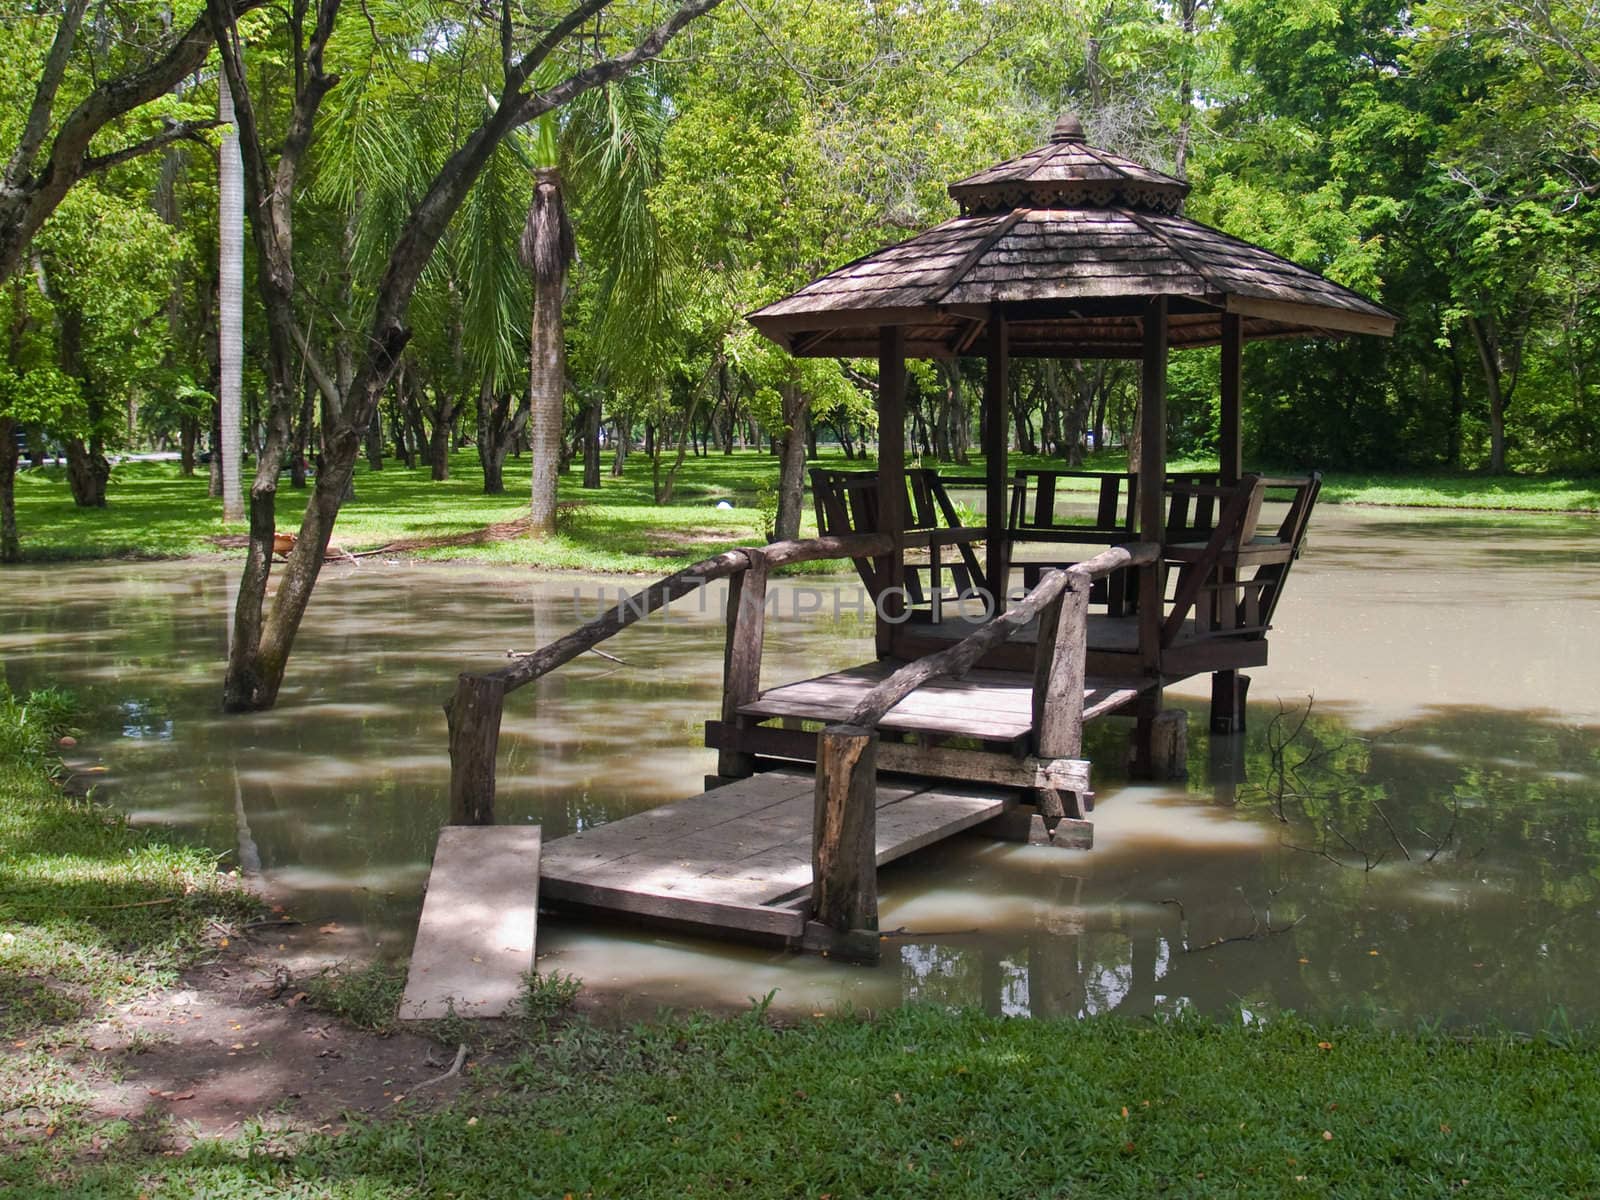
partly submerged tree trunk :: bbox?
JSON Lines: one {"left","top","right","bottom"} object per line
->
{"left": 218, "top": 64, "right": 245, "bottom": 523}
{"left": 523, "top": 167, "right": 574, "bottom": 536}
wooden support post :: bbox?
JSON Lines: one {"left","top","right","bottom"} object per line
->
{"left": 1132, "top": 297, "right": 1169, "bottom": 774}
{"left": 719, "top": 557, "right": 769, "bottom": 778}
{"left": 1219, "top": 312, "right": 1243, "bottom": 486}
{"left": 983, "top": 307, "right": 1010, "bottom": 609}
{"left": 1031, "top": 573, "right": 1089, "bottom": 820}
{"left": 446, "top": 673, "right": 507, "bottom": 825}
{"left": 811, "top": 724, "right": 880, "bottom": 954}
{"left": 1210, "top": 670, "right": 1250, "bottom": 735}
{"left": 1149, "top": 709, "right": 1188, "bottom": 780}
{"left": 876, "top": 327, "right": 906, "bottom": 657}
{"left": 1214, "top": 316, "right": 1244, "bottom": 724}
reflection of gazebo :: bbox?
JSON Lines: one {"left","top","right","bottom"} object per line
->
{"left": 747, "top": 113, "right": 1395, "bottom": 763}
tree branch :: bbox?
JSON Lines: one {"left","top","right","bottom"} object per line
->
{"left": 507, "top": 0, "right": 615, "bottom": 92}
{"left": 514, "top": 0, "right": 726, "bottom": 127}
{"left": 4, "top": 0, "right": 90, "bottom": 191}
{"left": 0, "top": 0, "right": 270, "bottom": 283}
{"left": 81, "top": 119, "right": 222, "bottom": 175}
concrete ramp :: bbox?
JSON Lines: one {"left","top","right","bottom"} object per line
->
{"left": 399, "top": 825, "right": 541, "bottom": 1021}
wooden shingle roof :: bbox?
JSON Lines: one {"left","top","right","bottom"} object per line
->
{"left": 749, "top": 116, "right": 1396, "bottom": 358}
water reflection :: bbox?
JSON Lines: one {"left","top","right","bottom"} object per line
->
{"left": 0, "top": 507, "right": 1596, "bottom": 1029}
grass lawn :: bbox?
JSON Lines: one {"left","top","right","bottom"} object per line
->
{"left": 7, "top": 449, "right": 1597, "bottom": 569}
{"left": 12, "top": 999, "right": 1600, "bottom": 1197}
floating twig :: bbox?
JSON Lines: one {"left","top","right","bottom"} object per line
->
{"left": 1185, "top": 914, "right": 1307, "bottom": 955}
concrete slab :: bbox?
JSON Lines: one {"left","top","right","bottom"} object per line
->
{"left": 399, "top": 825, "right": 541, "bottom": 1021}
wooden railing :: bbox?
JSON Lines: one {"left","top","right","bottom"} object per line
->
{"left": 444, "top": 532, "right": 893, "bottom": 824}
{"left": 808, "top": 541, "right": 1158, "bottom": 938}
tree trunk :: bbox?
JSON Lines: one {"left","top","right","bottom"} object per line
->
{"left": 218, "top": 65, "right": 245, "bottom": 522}
{"left": 772, "top": 384, "right": 809, "bottom": 542}
{"left": 0, "top": 416, "right": 19, "bottom": 561}
{"left": 208, "top": 399, "right": 223, "bottom": 497}
{"left": 582, "top": 393, "right": 601, "bottom": 488}
{"left": 525, "top": 167, "right": 573, "bottom": 537}
{"left": 364, "top": 407, "right": 384, "bottom": 470}
{"left": 427, "top": 391, "right": 455, "bottom": 481}
{"left": 477, "top": 375, "right": 528, "bottom": 495}
{"left": 63, "top": 434, "right": 108, "bottom": 506}
{"left": 179, "top": 414, "right": 197, "bottom": 475}
{"left": 1467, "top": 314, "right": 1511, "bottom": 473}
{"left": 216, "top": 0, "right": 721, "bottom": 713}
{"left": 611, "top": 411, "right": 629, "bottom": 477}
{"left": 290, "top": 381, "right": 313, "bottom": 488}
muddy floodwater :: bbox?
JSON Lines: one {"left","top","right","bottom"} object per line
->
{"left": 2, "top": 506, "right": 1598, "bottom": 1029}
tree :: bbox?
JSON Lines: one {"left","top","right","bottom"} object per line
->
{"left": 0, "top": 0, "right": 264, "bottom": 286}
{"left": 213, "top": 0, "right": 725, "bottom": 712}
{"left": 523, "top": 165, "right": 573, "bottom": 535}
{"left": 0, "top": 363, "right": 81, "bottom": 561}
{"left": 217, "top": 62, "right": 244, "bottom": 521}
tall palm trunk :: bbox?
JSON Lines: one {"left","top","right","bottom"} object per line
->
{"left": 218, "top": 65, "right": 245, "bottom": 522}
{"left": 522, "top": 167, "right": 574, "bottom": 536}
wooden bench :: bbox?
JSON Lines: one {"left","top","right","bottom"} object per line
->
{"left": 810, "top": 467, "right": 991, "bottom": 606}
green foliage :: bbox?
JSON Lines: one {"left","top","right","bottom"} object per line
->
{"left": 0, "top": 682, "right": 74, "bottom": 776}
{"left": 519, "top": 969, "right": 582, "bottom": 1023}
{"left": 303, "top": 960, "right": 408, "bottom": 1034}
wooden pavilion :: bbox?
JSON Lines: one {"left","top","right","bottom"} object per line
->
{"left": 443, "top": 115, "right": 1394, "bottom": 964}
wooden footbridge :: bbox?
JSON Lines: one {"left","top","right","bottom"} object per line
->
{"left": 430, "top": 113, "right": 1392, "bottom": 970}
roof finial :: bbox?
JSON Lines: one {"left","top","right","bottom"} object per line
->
{"left": 1051, "top": 112, "right": 1086, "bottom": 143}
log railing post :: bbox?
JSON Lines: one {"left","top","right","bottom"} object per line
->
{"left": 1032, "top": 572, "right": 1089, "bottom": 758}
{"left": 446, "top": 673, "right": 507, "bottom": 825}
{"left": 1031, "top": 572, "right": 1090, "bottom": 820}
{"left": 719, "top": 551, "right": 769, "bottom": 778}
{"left": 810, "top": 724, "right": 879, "bottom": 957}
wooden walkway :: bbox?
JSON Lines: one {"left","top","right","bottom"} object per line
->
{"left": 540, "top": 768, "right": 1013, "bottom": 943}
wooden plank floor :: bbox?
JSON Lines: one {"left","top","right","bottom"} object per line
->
{"left": 540, "top": 768, "right": 1012, "bottom": 941}
{"left": 741, "top": 661, "right": 1144, "bottom": 740}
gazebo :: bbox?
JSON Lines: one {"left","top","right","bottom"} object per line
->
{"left": 442, "top": 116, "right": 1398, "bottom": 964}
{"left": 746, "top": 113, "right": 1395, "bottom": 770}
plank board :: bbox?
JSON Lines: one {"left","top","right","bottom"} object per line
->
{"left": 741, "top": 661, "right": 1143, "bottom": 736}
{"left": 540, "top": 768, "right": 1011, "bottom": 937}
{"left": 400, "top": 825, "right": 541, "bottom": 1021}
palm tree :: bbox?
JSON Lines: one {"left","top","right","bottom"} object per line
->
{"left": 521, "top": 166, "right": 574, "bottom": 536}
{"left": 514, "top": 75, "right": 675, "bottom": 533}
{"left": 217, "top": 63, "right": 244, "bottom": 523}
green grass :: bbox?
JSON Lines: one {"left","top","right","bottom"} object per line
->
{"left": 10, "top": 1004, "right": 1600, "bottom": 1197}
{"left": 8, "top": 449, "right": 1596, "bottom": 569}
{"left": 0, "top": 684, "right": 259, "bottom": 1037}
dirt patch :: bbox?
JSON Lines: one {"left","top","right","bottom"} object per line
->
{"left": 2, "top": 930, "right": 484, "bottom": 1152}
{"left": 204, "top": 506, "right": 594, "bottom": 557}
{"left": 643, "top": 526, "right": 741, "bottom": 557}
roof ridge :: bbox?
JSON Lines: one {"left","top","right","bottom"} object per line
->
{"left": 1020, "top": 140, "right": 1073, "bottom": 184}
{"left": 928, "top": 209, "right": 1028, "bottom": 302}
{"left": 1137, "top": 210, "right": 1400, "bottom": 320}
{"left": 1077, "top": 141, "right": 1139, "bottom": 184}
{"left": 1121, "top": 207, "right": 1212, "bottom": 284}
